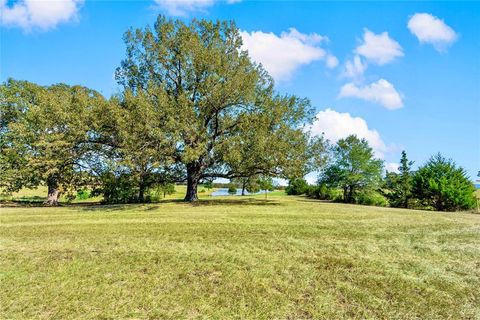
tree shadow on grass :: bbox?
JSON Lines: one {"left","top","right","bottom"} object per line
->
{"left": 188, "top": 198, "right": 283, "bottom": 207}
{"left": 1, "top": 197, "right": 283, "bottom": 211}
{"left": 79, "top": 197, "right": 283, "bottom": 212}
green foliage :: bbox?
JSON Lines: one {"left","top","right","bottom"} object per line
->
{"left": 285, "top": 178, "right": 309, "bottom": 195}
{"left": 305, "top": 184, "right": 341, "bottom": 201}
{"left": 257, "top": 176, "right": 274, "bottom": 192}
{"left": 76, "top": 189, "right": 91, "bottom": 200}
{"left": 412, "top": 153, "right": 476, "bottom": 211}
{"left": 356, "top": 190, "right": 389, "bottom": 207}
{"left": 92, "top": 173, "right": 140, "bottom": 204}
{"left": 0, "top": 79, "right": 106, "bottom": 204}
{"left": 384, "top": 151, "right": 414, "bottom": 208}
{"left": 203, "top": 181, "right": 213, "bottom": 190}
{"left": 245, "top": 180, "right": 260, "bottom": 194}
{"left": 227, "top": 184, "right": 237, "bottom": 195}
{"left": 116, "top": 15, "right": 315, "bottom": 201}
{"left": 156, "top": 182, "right": 176, "bottom": 199}
{"left": 256, "top": 176, "right": 274, "bottom": 199}
{"left": 320, "top": 135, "right": 383, "bottom": 203}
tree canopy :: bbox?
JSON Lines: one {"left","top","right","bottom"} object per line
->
{"left": 115, "top": 16, "right": 316, "bottom": 201}
{"left": 384, "top": 150, "right": 414, "bottom": 208}
{"left": 412, "top": 153, "right": 476, "bottom": 211}
{"left": 320, "top": 135, "right": 383, "bottom": 203}
{"left": 0, "top": 79, "right": 106, "bottom": 205}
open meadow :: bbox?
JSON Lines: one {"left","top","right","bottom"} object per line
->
{"left": 1, "top": 193, "right": 479, "bottom": 319}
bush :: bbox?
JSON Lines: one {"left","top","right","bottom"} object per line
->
{"left": 285, "top": 178, "right": 309, "bottom": 195}
{"left": 356, "top": 190, "right": 388, "bottom": 207}
{"left": 92, "top": 173, "right": 140, "bottom": 204}
{"left": 228, "top": 184, "right": 237, "bottom": 195}
{"left": 305, "top": 184, "right": 343, "bottom": 201}
{"left": 413, "top": 153, "right": 476, "bottom": 211}
{"left": 76, "top": 189, "right": 90, "bottom": 200}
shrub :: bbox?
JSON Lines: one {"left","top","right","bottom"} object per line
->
{"left": 227, "top": 184, "right": 237, "bottom": 195}
{"left": 356, "top": 190, "right": 388, "bottom": 207}
{"left": 76, "top": 189, "right": 90, "bottom": 200}
{"left": 412, "top": 153, "right": 476, "bottom": 211}
{"left": 305, "top": 184, "right": 343, "bottom": 201}
{"left": 92, "top": 173, "right": 140, "bottom": 204}
{"left": 285, "top": 178, "right": 309, "bottom": 195}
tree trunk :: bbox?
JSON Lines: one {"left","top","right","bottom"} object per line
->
{"left": 138, "top": 173, "right": 146, "bottom": 203}
{"left": 241, "top": 180, "right": 246, "bottom": 196}
{"left": 184, "top": 163, "right": 201, "bottom": 202}
{"left": 138, "top": 184, "right": 145, "bottom": 203}
{"left": 343, "top": 187, "right": 348, "bottom": 203}
{"left": 45, "top": 174, "right": 60, "bottom": 206}
{"left": 348, "top": 186, "right": 354, "bottom": 203}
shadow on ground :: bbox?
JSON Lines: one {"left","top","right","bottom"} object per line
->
{"left": 72, "top": 198, "right": 284, "bottom": 212}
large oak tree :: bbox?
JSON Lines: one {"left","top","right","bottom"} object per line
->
{"left": 116, "top": 16, "right": 316, "bottom": 201}
{"left": 0, "top": 79, "right": 106, "bottom": 205}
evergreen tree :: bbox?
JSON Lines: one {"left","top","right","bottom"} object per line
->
{"left": 384, "top": 151, "right": 414, "bottom": 208}
{"left": 412, "top": 153, "right": 476, "bottom": 211}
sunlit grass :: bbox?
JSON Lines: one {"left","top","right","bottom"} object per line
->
{"left": 1, "top": 195, "right": 479, "bottom": 319}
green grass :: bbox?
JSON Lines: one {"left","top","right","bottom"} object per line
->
{"left": 1, "top": 195, "right": 479, "bottom": 319}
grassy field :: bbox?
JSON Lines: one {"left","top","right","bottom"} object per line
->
{"left": 1, "top": 194, "right": 479, "bottom": 319}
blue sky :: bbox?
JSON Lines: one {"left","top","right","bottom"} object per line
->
{"left": 1, "top": 0, "right": 479, "bottom": 180}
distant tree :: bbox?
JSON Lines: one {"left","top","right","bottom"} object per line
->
{"left": 157, "top": 182, "right": 175, "bottom": 199}
{"left": 320, "top": 135, "right": 383, "bottom": 203}
{"left": 203, "top": 180, "right": 213, "bottom": 192}
{"left": 285, "top": 178, "right": 309, "bottom": 195}
{"left": 116, "top": 16, "right": 314, "bottom": 202}
{"left": 384, "top": 151, "right": 414, "bottom": 208}
{"left": 412, "top": 153, "right": 476, "bottom": 211}
{"left": 245, "top": 178, "right": 261, "bottom": 194}
{"left": 232, "top": 177, "right": 249, "bottom": 196}
{"left": 0, "top": 79, "right": 106, "bottom": 205}
{"left": 257, "top": 176, "right": 274, "bottom": 200}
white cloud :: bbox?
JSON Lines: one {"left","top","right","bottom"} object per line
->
{"left": 342, "top": 55, "right": 368, "bottom": 80}
{"left": 339, "top": 79, "right": 403, "bottom": 110}
{"left": 309, "top": 108, "right": 388, "bottom": 158}
{"left": 407, "top": 13, "right": 458, "bottom": 52}
{"left": 153, "top": 0, "right": 215, "bottom": 16}
{"left": 385, "top": 162, "right": 400, "bottom": 173}
{"left": 355, "top": 29, "right": 404, "bottom": 65}
{"left": 0, "top": 0, "right": 83, "bottom": 31}
{"left": 240, "top": 28, "right": 337, "bottom": 81}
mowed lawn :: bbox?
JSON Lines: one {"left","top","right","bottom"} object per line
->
{"left": 1, "top": 196, "right": 479, "bottom": 319}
